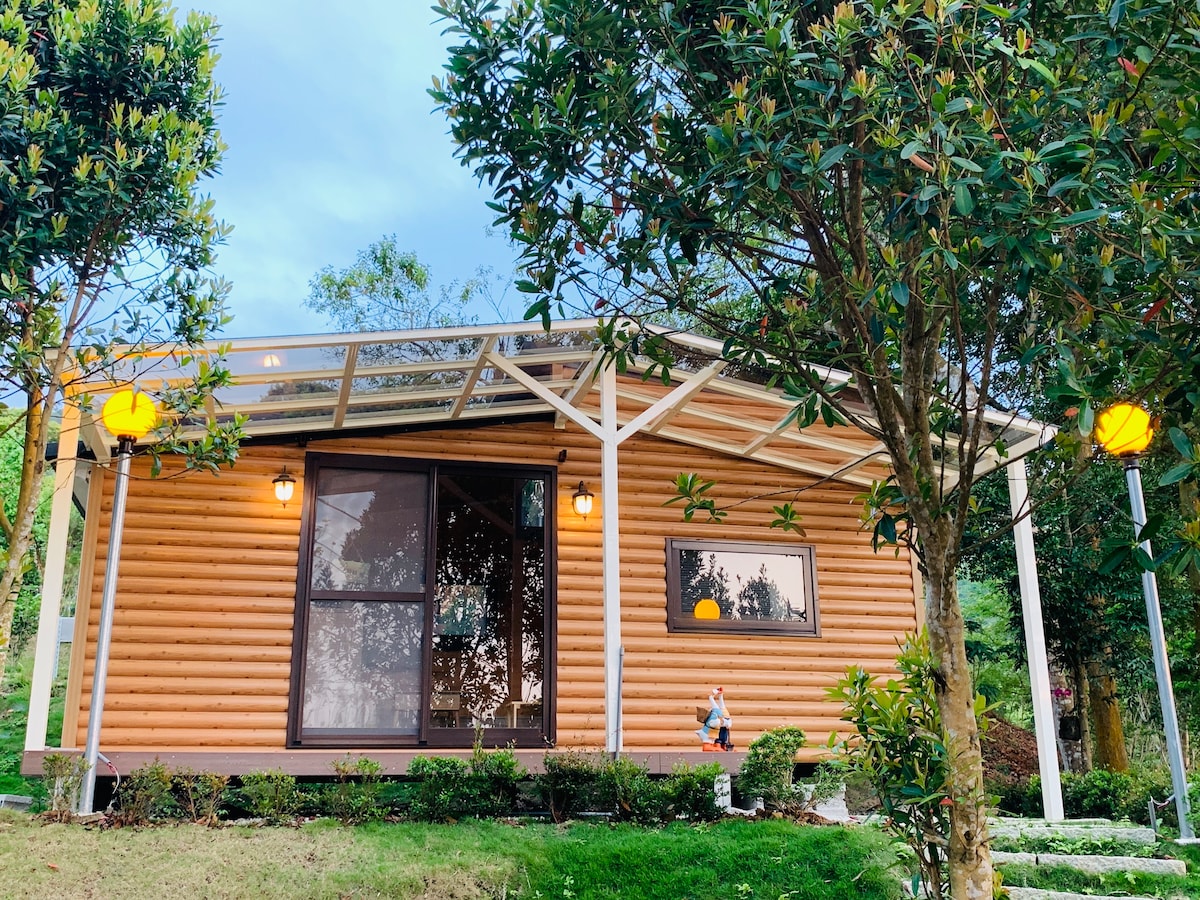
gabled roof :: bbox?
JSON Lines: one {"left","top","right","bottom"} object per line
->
{"left": 74, "top": 318, "right": 1053, "bottom": 488}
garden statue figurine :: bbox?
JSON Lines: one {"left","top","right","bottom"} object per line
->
{"left": 695, "top": 686, "right": 733, "bottom": 751}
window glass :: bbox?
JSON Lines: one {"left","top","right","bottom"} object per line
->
{"left": 431, "top": 473, "right": 545, "bottom": 731}
{"left": 310, "top": 467, "right": 427, "bottom": 594}
{"left": 295, "top": 456, "right": 551, "bottom": 746}
{"left": 301, "top": 600, "right": 424, "bottom": 734}
{"left": 667, "top": 539, "right": 819, "bottom": 635}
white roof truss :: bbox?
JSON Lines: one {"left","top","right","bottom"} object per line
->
{"left": 72, "top": 318, "right": 1052, "bottom": 488}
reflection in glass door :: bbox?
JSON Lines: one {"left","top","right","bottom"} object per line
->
{"left": 299, "top": 467, "right": 428, "bottom": 738}
{"left": 293, "top": 455, "right": 552, "bottom": 747}
{"left": 431, "top": 472, "right": 546, "bottom": 734}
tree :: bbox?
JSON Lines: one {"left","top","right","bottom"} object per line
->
{"left": 305, "top": 236, "right": 483, "bottom": 334}
{"left": 433, "top": 1, "right": 1200, "bottom": 893}
{"left": 0, "top": 0, "right": 242, "bottom": 676}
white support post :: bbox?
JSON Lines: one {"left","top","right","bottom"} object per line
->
{"left": 599, "top": 362, "right": 622, "bottom": 754}
{"left": 1008, "top": 460, "right": 1065, "bottom": 821}
{"left": 25, "top": 403, "right": 81, "bottom": 752}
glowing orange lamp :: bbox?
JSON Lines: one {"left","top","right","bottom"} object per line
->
{"left": 1094, "top": 402, "right": 1153, "bottom": 457}
{"left": 100, "top": 389, "right": 157, "bottom": 442}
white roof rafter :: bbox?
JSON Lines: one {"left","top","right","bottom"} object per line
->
{"left": 75, "top": 318, "right": 1052, "bottom": 487}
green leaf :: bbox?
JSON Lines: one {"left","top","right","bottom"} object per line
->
{"left": 1137, "top": 513, "right": 1164, "bottom": 543}
{"left": 1159, "top": 462, "right": 1194, "bottom": 486}
{"left": 890, "top": 283, "right": 910, "bottom": 307}
{"left": 1168, "top": 427, "right": 1193, "bottom": 459}
{"left": 816, "top": 144, "right": 850, "bottom": 172}
{"left": 954, "top": 183, "right": 974, "bottom": 215}
{"left": 1059, "top": 207, "right": 1111, "bottom": 225}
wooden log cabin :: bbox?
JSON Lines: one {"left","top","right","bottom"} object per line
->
{"left": 22, "top": 319, "right": 1052, "bottom": 782}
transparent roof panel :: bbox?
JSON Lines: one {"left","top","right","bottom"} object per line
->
{"left": 505, "top": 331, "right": 596, "bottom": 357}
{"left": 356, "top": 336, "right": 484, "bottom": 368}
{"left": 349, "top": 371, "right": 467, "bottom": 396}
{"left": 73, "top": 320, "right": 1051, "bottom": 490}
{"left": 343, "top": 398, "right": 455, "bottom": 423}
{"left": 213, "top": 380, "right": 339, "bottom": 407}
{"left": 224, "top": 346, "right": 348, "bottom": 377}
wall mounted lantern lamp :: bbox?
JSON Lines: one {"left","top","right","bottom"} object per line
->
{"left": 571, "top": 481, "right": 594, "bottom": 518}
{"left": 273, "top": 468, "right": 296, "bottom": 506}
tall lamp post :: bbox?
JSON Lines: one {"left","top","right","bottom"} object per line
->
{"left": 1095, "top": 402, "right": 1194, "bottom": 840}
{"left": 78, "top": 389, "right": 156, "bottom": 814}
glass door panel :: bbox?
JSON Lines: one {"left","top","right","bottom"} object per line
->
{"left": 431, "top": 473, "right": 545, "bottom": 732}
{"left": 301, "top": 600, "right": 424, "bottom": 736}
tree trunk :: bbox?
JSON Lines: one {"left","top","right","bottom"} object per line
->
{"left": 1087, "top": 660, "right": 1129, "bottom": 772}
{"left": 924, "top": 521, "right": 993, "bottom": 900}
{"left": 1074, "top": 660, "right": 1094, "bottom": 772}
{"left": 0, "top": 392, "right": 51, "bottom": 675}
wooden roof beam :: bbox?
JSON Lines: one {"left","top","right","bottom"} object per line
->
{"left": 331, "top": 344, "right": 359, "bottom": 430}
{"left": 451, "top": 335, "right": 497, "bottom": 419}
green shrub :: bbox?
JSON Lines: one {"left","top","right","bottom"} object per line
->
{"left": 1060, "top": 769, "right": 1133, "bottom": 820}
{"left": 114, "top": 760, "right": 176, "bottom": 826}
{"left": 41, "top": 753, "right": 88, "bottom": 823}
{"left": 666, "top": 761, "right": 724, "bottom": 822}
{"left": 805, "top": 760, "right": 843, "bottom": 811}
{"left": 173, "top": 768, "right": 229, "bottom": 826}
{"left": 407, "top": 755, "right": 470, "bottom": 822}
{"left": 1121, "top": 766, "right": 1172, "bottom": 826}
{"left": 238, "top": 769, "right": 300, "bottom": 823}
{"left": 737, "top": 726, "right": 806, "bottom": 812}
{"left": 605, "top": 757, "right": 673, "bottom": 825}
{"left": 991, "top": 833, "right": 1156, "bottom": 857}
{"left": 407, "top": 743, "right": 528, "bottom": 822}
{"left": 535, "top": 751, "right": 608, "bottom": 823}
{"left": 327, "top": 755, "right": 386, "bottom": 825}
{"left": 464, "top": 744, "right": 524, "bottom": 818}
{"left": 829, "top": 631, "right": 954, "bottom": 900}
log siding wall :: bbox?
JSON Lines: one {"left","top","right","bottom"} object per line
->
{"left": 67, "top": 415, "right": 918, "bottom": 761}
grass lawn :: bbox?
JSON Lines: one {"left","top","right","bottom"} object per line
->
{"left": 0, "top": 813, "right": 908, "bottom": 899}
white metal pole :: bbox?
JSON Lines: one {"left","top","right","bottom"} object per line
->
{"left": 1007, "top": 461, "right": 1065, "bottom": 821}
{"left": 599, "top": 363, "right": 622, "bottom": 754}
{"left": 1124, "top": 458, "right": 1194, "bottom": 839}
{"left": 25, "top": 403, "right": 80, "bottom": 752}
{"left": 78, "top": 437, "right": 134, "bottom": 814}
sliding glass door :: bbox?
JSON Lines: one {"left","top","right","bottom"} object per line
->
{"left": 290, "top": 454, "right": 553, "bottom": 747}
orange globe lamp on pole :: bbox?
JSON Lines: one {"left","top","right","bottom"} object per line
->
{"left": 1095, "top": 402, "right": 1194, "bottom": 840}
{"left": 79, "top": 389, "right": 157, "bottom": 813}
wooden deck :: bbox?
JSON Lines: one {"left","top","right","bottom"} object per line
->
{"left": 23, "top": 747, "right": 749, "bottom": 778}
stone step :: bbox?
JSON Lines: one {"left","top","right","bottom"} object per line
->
{"left": 1007, "top": 889, "right": 1157, "bottom": 900}
{"left": 994, "top": 850, "right": 1186, "bottom": 877}
{"left": 989, "top": 817, "right": 1156, "bottom": 845}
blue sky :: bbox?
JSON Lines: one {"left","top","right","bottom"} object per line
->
{"left": 187, "top": 1, "right": 523, "bottom": 338}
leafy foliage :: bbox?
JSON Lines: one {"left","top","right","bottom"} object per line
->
{"left": 326, "top": 755, "right": 386, "bottom": 825}
{"left": 0, "top": 0, "right": 243, "bottom": 672}
{"left": 237, "top": 769, "right": 300, "bottom": 824}
{"left": 736, "top": 725, "right": 806, "bottom": 812}
{"left": 666, "top": 760, "right": 726, "bottom": 822}
{"left": 830, "top": 633, "right": 969, "bottom": 899}
{"left": 407, "top": 743, "right": 527, "bottom": 822}
{"left": 534, "top": 750, "right": 608, "bottom": 823}
{"left": 433, "top": 0, "right": 1200, "bottom": 890}
{"left": 40, "top": 751, "right": 87, "bottom": 822}
{"left": 113, "top": 759, "right": 176, "bottom": 826}
{"left": 172, "top": 767, "right": 229, "bottom": 827}
{"left": 305, "top": 235, "right": 491, "bottom": 333}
